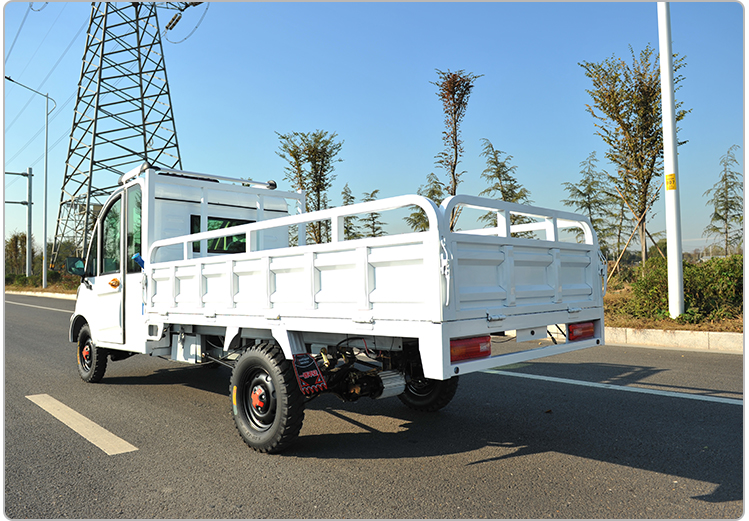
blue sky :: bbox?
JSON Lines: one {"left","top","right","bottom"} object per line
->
{"left": 3, "top": 1, "right": 744, "bottom": 253}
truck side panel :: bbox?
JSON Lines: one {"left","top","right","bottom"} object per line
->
{"left": 144, "top": 191, "right": 604, "bottom": 380}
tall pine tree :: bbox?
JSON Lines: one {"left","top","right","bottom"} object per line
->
{"left": 361, "top": 190, "right": 385, "bottom": 238}
{"left": 478, "top": 138, "right": 533, "bottom": 237}
{"left": 703, "top": 144, "right": 743, "bottom": 254}
{"left": 561, "top": 151, "right": 616, "bottom": 252}
{"left": 404, "top": 173, "right": 446, "bottom": 232}
{"left": 341, "top": 183, "right": 362, "bottom": 241}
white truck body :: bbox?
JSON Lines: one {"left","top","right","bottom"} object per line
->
{"left": 68, "top": 164, "right": 605, "bottom": 452}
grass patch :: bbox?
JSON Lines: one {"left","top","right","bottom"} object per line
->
{"left": 605, "top": 286, "right": 743, "bottom": 333}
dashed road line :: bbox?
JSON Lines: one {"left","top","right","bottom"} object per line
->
{"left": 26, "top": 394, "right": 138, "bottom": 455}
{"left": 485, "top": 369, "right": 742, "bottom": 406}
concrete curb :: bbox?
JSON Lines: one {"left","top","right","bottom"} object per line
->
{"left": 5, "top": 290, "right": 77, "bottom": 300}
{"left": 606, "top": 327, "right": 744, "bottom": 354}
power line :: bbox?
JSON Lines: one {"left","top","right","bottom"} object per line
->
{"left": 15, "top": 3, "right": 69, "bottom": 81}
{"left": 6, "top": 90, "right": 75, "bottom": 166}
{"left": 7, "top": 34, "right": 143, "bottom": 169}
{"left": 5, "top": 16, "right": 86, "bottom": 133}
{"left": 5, "top": 3, "right": 31, "bottom": 64}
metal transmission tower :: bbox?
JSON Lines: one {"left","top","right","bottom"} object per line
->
{"left": 51, "top": 2, "right": 199, "bottom": 266}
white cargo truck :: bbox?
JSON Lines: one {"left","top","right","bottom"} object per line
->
{"left": 66, "top": 163, "right": 606, "bottom": 453}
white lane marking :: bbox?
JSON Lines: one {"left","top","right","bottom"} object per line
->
{"left": 6, "top": 300, "right": 71, "bottom": 313}
{"left": 26, "top": 394, "right": 138, "bottom": 455}
{"left": 484, "top": 369, "right": 743, "bottom": 406}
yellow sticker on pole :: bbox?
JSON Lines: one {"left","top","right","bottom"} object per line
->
{"left": 666, "top": 174, "right": 677, "bottom": 191}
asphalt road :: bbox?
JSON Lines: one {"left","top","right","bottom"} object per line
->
{"left": 4, "top": 294, "right": 743, "bottom": 518}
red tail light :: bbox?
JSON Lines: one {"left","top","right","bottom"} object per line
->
{"left": 568, "top": 321, "right": 595, "bottom": 342}
{"left": 450, "top": 336, "right": 491, "bottom": 362}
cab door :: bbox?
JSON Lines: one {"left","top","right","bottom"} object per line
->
{"left": 92, "top": 195, "right": 124, "bottom": 344}
{"left": 123, "top": 183, "right": 145, "bottom": 349}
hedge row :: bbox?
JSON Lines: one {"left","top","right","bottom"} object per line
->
{"left": 625, "top": 254, "right": 743, "bottom": 323}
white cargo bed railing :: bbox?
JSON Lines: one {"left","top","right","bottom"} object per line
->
{"left": 148, "top": 194, "right": 445, "bottom": 260}
{"left": 442, "top": 194, "right": 596, "bottom": 244}
{"left": 146, "top": 195, "right": 448, "bottom": 323}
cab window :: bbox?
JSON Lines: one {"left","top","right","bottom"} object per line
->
{"left": 126, "top": 185, "right": 142, "bottom": 273}
{"left": 101, "top": 197, "right": 122, "bottom": 275}
{"left": 85, "top": 223, "right": 99, "bottom": 277}
{"left": 190, "top": 215, "right": 251, "bottom": 254}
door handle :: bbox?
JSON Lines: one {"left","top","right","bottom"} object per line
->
{"left": 109, "top": 278, "right": 120, "bottom": 289}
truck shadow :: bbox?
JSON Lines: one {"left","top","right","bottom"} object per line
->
{"left": 289, "top": 369, "right": 742, "bottom": 504}
{"left": 102, "top": 358, "right": 741, "bottom": 504}
{"left": 101, "top": 359, "right": 233, "bottom": 395}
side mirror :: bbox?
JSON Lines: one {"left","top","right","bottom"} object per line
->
{"left": 132, "top": 252, "right": 145, "bottom": 269}
{"left": 65, "top": 257, "right": 85, "bottom": 277}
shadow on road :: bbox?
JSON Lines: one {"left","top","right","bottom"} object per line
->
{"left": 101, "top": 357, "right": 742, "bottom": 504}
{"left": 291, "top": 371, "right": 742, "bottom": 504}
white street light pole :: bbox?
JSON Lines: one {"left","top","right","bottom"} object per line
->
{"left": 657, "top": 3, "right": 684, "bottom": 318}
{"left": 5, "top": 76, "right": 56, "bottom": 288}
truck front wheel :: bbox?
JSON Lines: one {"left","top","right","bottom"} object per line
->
{"left": 230, "top": 343, "right": 305, "bottom": 453}
{"left": 77, "top": 324, "right": 108, "bottom": 383}
{"left": 398, "top": 376, "right": 459, "bottom": 412}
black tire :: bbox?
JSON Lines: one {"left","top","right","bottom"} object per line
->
{"left": 398, "top": 376, "right": 459, "bottom": 412}
{"left": 230, "top": 343, "right": 305, "bottom": 453}
{"left": 77, "top": 324, "right": 108, "bottom": 383}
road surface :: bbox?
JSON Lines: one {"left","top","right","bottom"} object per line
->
{"left": 4, "top": 294, "right": 743, "bottom": 518}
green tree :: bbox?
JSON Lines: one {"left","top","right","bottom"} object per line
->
{"left": 276, "top": 130, "right": 343, "bottom": 244}
{"left": 341, "top": 183, "right": 362, "bottom": 240}
{"left": 609, "top": 194, "right": 636, "bottom": 265}
{"left": 5, "top": 231, "right": 33, "bottom": 276}
{"left": 580, "top": 44, "right": 689, "bottom": 266}
{"left": 276, "top": 131, "right": 306, "bottom": 192}
{"left": 703, "top": 144, "right": 743, "bottom": 254}
{"left": 477, "top": 138, "right": 533, "bottom": 237}
{"left": 404, "top": 172, "right": 446, "bottom": 232}
{"left": 361, "top": 189, "right": 385, "bottom": 238}
{"left": 432, "top": 69, "right": 482, "bottom": 199}
{"left": 561, "top": 151, "right": 616, "bottom": 250}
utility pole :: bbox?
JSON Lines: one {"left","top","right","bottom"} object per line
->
{"left": 657, "top": 2, "right": 684, "bottom": 318}
{"left": 4, "top": 76, "right": 55, "bottom": 287}
{"left": 5, "top": 168, "right": 33, "bottom": 277}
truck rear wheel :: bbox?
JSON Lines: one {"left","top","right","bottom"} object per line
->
{"left": 77, "top": 324, "right": 108, "bottom": 383}
{"left": 398, "top": 376, "right": 459, "bottom": 412}
{"left": 230, "top": 343, "right": 305, "bottom": 453}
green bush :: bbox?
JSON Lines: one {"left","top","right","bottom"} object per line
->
{"left": 627, "top": 254, "right": 743, "bottom": 322}
{"left": 5, "top": 270, "right": 66, "bottom": 289}
{"left": 684, "top": 254, "right": 743, "bottom": 321}
{"left": 627, "top": 257, "right": 670, "bottom": 319}
{"left": 47, "top": 270, "right": 62, "bottom": 284}
{"left": 59, "top": 272, "right": 81, "bottom": 291}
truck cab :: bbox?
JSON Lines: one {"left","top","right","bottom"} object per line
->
{"left": 67, "top": 164, "right": 303, "bottom": 355}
